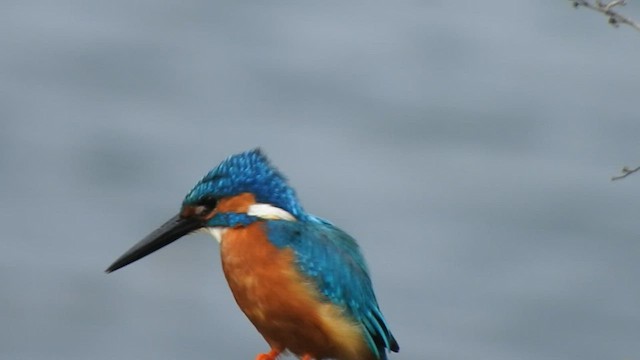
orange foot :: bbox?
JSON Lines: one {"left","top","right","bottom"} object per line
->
{"left": 301, "top": 355, "right": 313, "bottom": 360}
{"left": 255, "top": 349, "right": 280, "bottom": 360}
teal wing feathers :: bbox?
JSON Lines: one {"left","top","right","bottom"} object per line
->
{"left": 265, "top": 217, "right": 399, "bottom": 359}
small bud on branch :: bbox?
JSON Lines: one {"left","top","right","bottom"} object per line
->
{"left": 611, "top": 165, "right": 640, "bottom": 181}
{"left": 569, "top": 0, "right": 640, "bottom": 32}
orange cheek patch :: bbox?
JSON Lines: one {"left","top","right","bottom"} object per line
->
{"left": 214, "top": 192, "right": 257, "bottom": 213}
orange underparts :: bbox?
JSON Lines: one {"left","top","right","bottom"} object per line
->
{"left": 220, "top": 222, "right": 371, "bottom": 360}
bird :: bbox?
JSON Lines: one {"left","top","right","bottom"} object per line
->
{"left": 106, "top": 148, "right": 399, "bottom": 360}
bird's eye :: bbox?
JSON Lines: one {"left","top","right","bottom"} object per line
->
{"left": 194, "top": 197, "right": 217, "bottom": 217}
{"left": 194, "top": 205, "right": 210, "bottom": 216}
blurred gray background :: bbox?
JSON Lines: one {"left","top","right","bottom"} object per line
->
{"left": 2, "top": 1, "right": 639, "bottom": 359}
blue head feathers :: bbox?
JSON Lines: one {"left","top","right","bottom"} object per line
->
{"left": 183, "top": 149, "right": 304, "bottom": 218}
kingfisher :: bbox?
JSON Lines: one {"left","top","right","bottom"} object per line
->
{"left": 106, "top": 149, "right": 399, "bottom": 360}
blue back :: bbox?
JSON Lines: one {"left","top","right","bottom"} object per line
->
{"left": 265, "top": 217, "right": 399, "bottom": 359}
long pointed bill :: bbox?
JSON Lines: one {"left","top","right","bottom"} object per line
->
{"left": 106, "top": 214, "right": 203, "bottom": 273}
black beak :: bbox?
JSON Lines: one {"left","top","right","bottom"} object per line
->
{"left": 106, "top": 214, "right": 203, "bottom": 273}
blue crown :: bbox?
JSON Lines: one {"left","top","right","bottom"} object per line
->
{"left": 183, "top": 149, "right": 304, "bottom": 218}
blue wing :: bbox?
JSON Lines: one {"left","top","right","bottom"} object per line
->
{"left": 265, "top": 217, "right": 399, "bottom": 359}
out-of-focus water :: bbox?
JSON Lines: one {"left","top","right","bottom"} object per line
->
{"left": 2, "top": 1, "right": 639, "bottom": 359}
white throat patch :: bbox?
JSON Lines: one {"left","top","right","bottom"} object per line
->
{"left": 205, "top": 203, "right": 295, "bottom": 243}
{"left": 206, "top": 227, "right": 226, "bottom": 243}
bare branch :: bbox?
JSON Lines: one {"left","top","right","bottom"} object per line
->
{"left": 611, "top": 165, "right": 640, "bottom": 180}
{"left": 570, "top": 0, "right": 640, "bottom": 32}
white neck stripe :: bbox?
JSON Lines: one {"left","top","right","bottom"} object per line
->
{"left": 206, "top": 204, "right": 295, "bottom": 243}
{"left": 247, "top": 203, "right": 296, "bottom": 221}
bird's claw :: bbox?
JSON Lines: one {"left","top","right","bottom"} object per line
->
{"left": 255, "top": 349, "right": 280, "bottom": 360}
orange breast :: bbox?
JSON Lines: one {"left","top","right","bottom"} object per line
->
{"left": 219, "top": 222, "right": 373, "bottom": 360}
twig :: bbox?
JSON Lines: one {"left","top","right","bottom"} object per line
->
{"left": 611, "top": 165, "right": 640, "bottom": 180}
{"left": 570, "top": 0, "right": 640, "bottom": 32}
